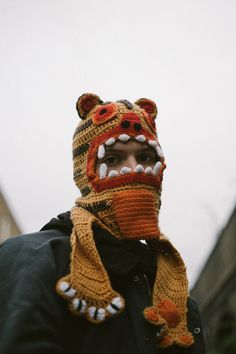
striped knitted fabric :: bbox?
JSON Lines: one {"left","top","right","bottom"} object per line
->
{"left": 56, "top": 93, "right": 194, "bottom": 348}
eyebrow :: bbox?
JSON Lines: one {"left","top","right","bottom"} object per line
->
{"left": 105, "top": 145, "right": 152, "bottom": 152}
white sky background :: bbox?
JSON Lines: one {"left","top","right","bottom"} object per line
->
{"left": 0, "top": 0, "right": 235, "bottom": 286}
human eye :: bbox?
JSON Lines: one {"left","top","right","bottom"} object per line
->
{"left": 137, "top": 150, "right": 158, "bottom": 164}
{"left": 103, "top": 154, "right": 122, "bottom": 166}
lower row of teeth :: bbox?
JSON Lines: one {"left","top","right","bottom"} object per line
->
{"left": 99, "top": 161, "right": 162, "bottom": 179}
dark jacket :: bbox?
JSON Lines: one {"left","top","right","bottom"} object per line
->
{"left": 0, "top": 212, "right": 206, "bottom": 354}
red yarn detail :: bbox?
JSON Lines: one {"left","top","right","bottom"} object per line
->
{"left": 81, "top": 96, "right": 99, "bottom": 112}
{"left": 158, "top": 300, "right": 182, "bottom": 328}
{"left": 77, "top": 94, "right": 101, "bottom": 118}
{"left": 145, "top": 308, "right": 158, "bottom": 321}
{"left": 159, "top": 335, "right": 174, "bottom": 348}
{"left": 92, "top": 104, "right": 117, "bottom": 125}
{"left": 177, "top": 335, "right": 194, "bottom": 346}
{"left": 144, "top": 307, "right": 164, "bottom": 323}
{"left": 140, "top": 100, "right": 155, "bottom": 114}
{"left": 142, "top": 111, "right": 156, "bottom": 133}
{"left": 122, "top": 112, "right": 140, "bottom": 122}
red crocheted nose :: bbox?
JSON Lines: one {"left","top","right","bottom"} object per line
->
{"left": 120, "top": 112, "right": 143, "bottom": 134}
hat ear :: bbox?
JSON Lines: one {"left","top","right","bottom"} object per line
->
{"left": 134, "top": 98, "right": 158, "bottom": 120}
{"left": 76, "top": 93, "right": 103, "bottom": 119}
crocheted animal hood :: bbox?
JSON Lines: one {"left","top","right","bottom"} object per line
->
{"left": 56, "top": 93, "right": 194, "bottom": 348}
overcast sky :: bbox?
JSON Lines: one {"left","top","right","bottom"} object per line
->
{"left": 0, "top": 0, "right": 235, "bottom": 286}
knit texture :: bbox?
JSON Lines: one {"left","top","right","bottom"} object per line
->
{"left": 56, "top": 93, "right": 194, "bottom": 348}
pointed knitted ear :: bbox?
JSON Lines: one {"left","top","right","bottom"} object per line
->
{"left": 76, "top": 93, "right": 103, "bottom": 119}
{"left": 134, "top": 98, "right": 158, "bottom": 120}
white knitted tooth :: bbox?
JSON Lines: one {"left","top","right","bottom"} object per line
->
{"left": 120, "top": 167, "right": 132, "bottom": 174}
{"left": 106, "top": 304, "right": 118, "bottom": 314}
{"left": 80, "top": 300, "right": 87, "bottom": 313}
{"left": 148, "top": 140, "right": 158, "bottom": 148}
{"left": 105, "top": 137, "right": 116, "bottom": 146}
{"left": 96, "top": 308, "right": 106, "bottom": 321}
{"left": 58, "top": 281, "right": 76, "bottom": 297}
{"left": 108, "top": 170, "right": 119, "bottom": 178}
{"left": 59, "top": 281, "right": 70, "bottom": 292}
{"left": 135, "top": 135, "right": 146, "bottom": 142}
{"left": 98, "top": 145, "right": 105, "bottom": 159}
{"left": 112, "top": 296, "right": 123, "bottom": 308}
{"left": 72, "top": 298, "right": 87, "bottom": 313}
{"left": 118, "top": 134, "right": 130, "bottom": 142}
{"left": 99, "top": 163, "right": 107, "bottom": 179}
{"left": 156, "top": 145, "right": 164, "bottom": 159}
{"left": 88, "top": 306, "right": 96, "bottom": 318}
{"left": 134, "top": 164, "right": 144, "bottom": 173}
{"left": 65, "top": 287, "right": 76, "bottom": 297}
{"left": 145, "top": 166, "right": 153, "bottom": 175}
{"left": 106, "top": 296, "right": 123, "bottom": 314}
{"left": 153, "top": 161, "right": 162, "bottom": 175}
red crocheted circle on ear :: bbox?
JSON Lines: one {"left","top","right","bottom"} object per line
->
{"left": 135, "top": 98, "right": 158, "bottom": 119}
{"left": 141, "top": 100, "right": 155, "bottom": 114}
{"left": 92, "top": 103, "right": 117, "bottom": 125}
{"left": 76, "top": 93, "right": 102, "bottom": 119}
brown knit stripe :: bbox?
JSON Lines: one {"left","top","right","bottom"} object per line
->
{"left": 73, "top": 118, "right": 93, "bottom": 137}
{"left": 73, "top": 169, "right": 82, "bottom": 179}
{"left": 84, "top": 201, "right": 109, "bottom": 213}
{"left": 81, "top": 186, "right": 91, "bottom": 196}
{"left": 73, "top": 143, "right": 89, "bottom": 158}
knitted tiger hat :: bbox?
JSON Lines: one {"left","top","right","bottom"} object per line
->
{"left": 56, "top": 93, "right": 194, "bottom": 348}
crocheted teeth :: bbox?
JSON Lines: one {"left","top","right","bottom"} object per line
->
{"left": 106, "top": 296, "right": 123, "bottom": 314}
{"left": 72, "top": 298, "right": 87, "bottom": 313}
{"left": 120, "top": 166, "right": 132, "bottom": 174}
{"left": 108, "top": 170, "right": 119, "bottom": 178}
{"left": 99, "top": 163, "right": 108, "bottom": 179}
{"left": 148, "top": 140, "right": 164, "bottom": 159}
{"left": 98, "top": 163, "right": 163, "bottom": 179}
{"left": 98, "top": 144, "right": 106, "bottom": 159}
{"left": 58, "top": 281, "right": 76, "bottom": 297}
{"left": 148, "top": 140, "right": 158, "bottom": 148}
{"left": 105, "top": 137, "right": 116, "bottom": 146}
{"left": 135, "top": 135, "right": 146, "bottom": 142}
{"left": 153, "top": 161, "right": 162, "bottom": 175}
{"left": 145, "top": 166, "right": 153, "bottom": 174}
{"left": 88, "top": 306, "right": 106, "bottom": 321}
{"left": 156, "top": 145, "right": 164, "bottom": 159}
{"left": 134, "top": 164, "right": 144, "bottom": 173}
{"left": 118, "top": 134, "right": 130, "bottom": 142}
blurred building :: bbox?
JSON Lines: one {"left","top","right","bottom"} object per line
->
{"left": 191, "top": 205, "right": 236, "bottom": 354}
{"left": 0, "top": 189, "right": 21, "bottom": 243}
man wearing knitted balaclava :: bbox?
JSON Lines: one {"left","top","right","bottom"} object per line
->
{"left": 56, "top": 93, "right": 194, "bottom": 349}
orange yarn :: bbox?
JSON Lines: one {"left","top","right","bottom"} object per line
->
{"left": 158, "top": 299, "right": 182, "bottom": 328}
{"left": 159, "top": 335, "right": 174, "bottom": 347}
{"left": 112, "top": 189, "right": 160, "bottom": 239}
{"left": 177, "top": 334, "right": 195, "bottom": 346}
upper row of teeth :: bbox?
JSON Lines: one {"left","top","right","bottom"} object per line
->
{"left": 97, "top": 134, "right": 164, "bottom": 160}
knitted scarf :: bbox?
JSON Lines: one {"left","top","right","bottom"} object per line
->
{"left": 56, "top": 93, "right": 194, "bottom": 348}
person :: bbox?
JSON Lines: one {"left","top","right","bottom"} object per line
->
{"left": 0, "top": 93, "right": 206, "bottom": 354}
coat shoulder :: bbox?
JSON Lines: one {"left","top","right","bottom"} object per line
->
{"left": 0, "top": 228, "right": 71, "bottom": 278}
